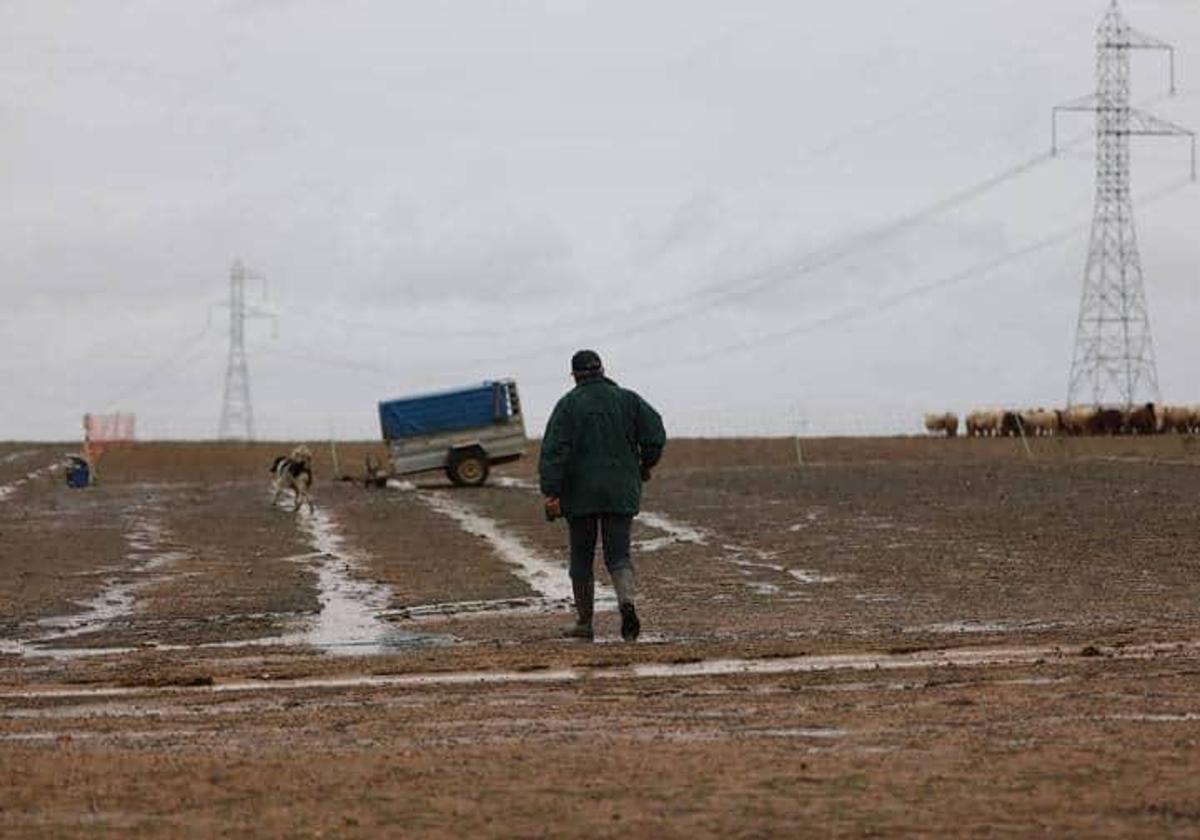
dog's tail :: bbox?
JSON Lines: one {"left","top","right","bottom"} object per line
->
{"left": 269, "top": 456, "right": 286, "bottom": 473}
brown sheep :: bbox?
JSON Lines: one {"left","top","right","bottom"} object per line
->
{"left": 1087, "top": 408, "right": 1124, "bottom": 436}
{"left": 1124, "top": 402, "right": 1157, "bottom": 435}
{"left": 1000, "top": 411, "right": 1025, "bottom": 437}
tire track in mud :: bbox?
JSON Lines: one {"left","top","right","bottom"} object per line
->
{"left": 1, "top": 503, "right": 188, "bottom": 657}
{"left": 492, "top": 477, "right": 839, "bottom": 599}
{"left": 3, "top": 480, "right": 532, "bottom": 658}
{"left": 0, "top": 459, "right": 67, "bottom": 503}
{"left": 5, "top": 638, "right": 1198, "bottom": 704}
{"left": 418, "top": 491, "right": 605, "bottom": 605}
{"left": 379, "top": 483, "right": 619, "bottom": 620}
{"left": 290, "top": 505, "right": 438, "bottom": 654}
{"left": 1, "top": 498, "right": 439, "bottom": 659}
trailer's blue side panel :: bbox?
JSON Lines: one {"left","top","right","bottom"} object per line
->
{"left": 378, "top": 382, "right": 510, "bottom": 439}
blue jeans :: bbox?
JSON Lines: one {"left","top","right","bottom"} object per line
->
{"left": 568, "top": 513, "right": 633, "bottom": 584}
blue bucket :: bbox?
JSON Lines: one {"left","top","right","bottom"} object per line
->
{"left": 66, "top": 458, "right": 90, "bottom": 488}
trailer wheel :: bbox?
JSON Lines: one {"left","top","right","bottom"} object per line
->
{"left": 446, "top": 449, "right": 489, "bottom": 486}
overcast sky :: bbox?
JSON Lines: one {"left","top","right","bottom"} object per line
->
{"left": 2, "top": 0, "right": 1198, "bottom": 441}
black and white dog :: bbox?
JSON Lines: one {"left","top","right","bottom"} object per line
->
{"left": 270, "top": 445, "right": 314, "bottom": 513}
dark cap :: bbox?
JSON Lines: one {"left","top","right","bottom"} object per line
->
{"left": 571, "top": 349, "right": 603, "bottom": 375}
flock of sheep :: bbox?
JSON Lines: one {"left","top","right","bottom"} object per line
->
{"left": 923, "top": 403, "right": 1200, "bottom": 438}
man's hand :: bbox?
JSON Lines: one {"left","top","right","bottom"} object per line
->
{"left": 544, "top": 496, "right": 562, "bottom": 522}
{"left": 640, "top": 465, "right": 653, "bottom": 482}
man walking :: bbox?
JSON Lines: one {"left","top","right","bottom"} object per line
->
{"left": 539, "top": 350, "right": 666, "bottom": 642}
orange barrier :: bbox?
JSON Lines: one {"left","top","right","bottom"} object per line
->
{"left": 82, "top": 412, "right": 136, "bottom": 467}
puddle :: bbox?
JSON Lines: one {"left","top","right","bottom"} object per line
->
{"left": 728, "top": 549, "right": 837, "bottom": 590}
{"left": 788, "top": 569, "right": 840, "bottom": 585}
{"left": 590, "top": 631, "right": 675, "bottom": 646}
{"left": 492, "top": 477, "right": 537, "bottom": 490}
{"left": 637, "top": 511, "right": 709, "bottom": 547}
{"left": 849, "top": 514, "right": 901, "bottom": 532}
{"left": 746, "top": 582, "right": 783, "bottom": 596}
{"left": 295, "top": 507, "right": 425, "bottom": 655}
{"left": 788, "top": 511, "right": 825, "bottom": 532}
{"left": 809, "top": 680, "right": 916, "bottom": 694}
{"left": 1100, "top": 713, "right": 1200, "bottom": 723}
{"left": 634, "top": 535, "right": 684, "bottom": 553}
{"left": 731, "top": 556, "right": 786, "bottom": 574}
{"left": 906, "top": 620, "right": 1057, "bottom": 635}
{"left": 855, "top": 593, "right": 902, "bottom": 604}
{"left": 384, "top": 597, "right": 571, "bottom": 621}
{"left": 420, "top": 492, "right": 613, "bottom": 607}
{"left": 748, "top": 727, "right": 848, "bottom": 739}
{"left": 998, "top": 676, "right": 1072, "bottom": 687}
{"left": 625, "top": 646, "right": 1059, "bottom": 679}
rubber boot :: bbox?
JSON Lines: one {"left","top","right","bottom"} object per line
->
{"left": 562, "top": 578, "right": 594, "bottom": 640}
{"left": 611, "top": 566, "right": 640, "bottom": 642}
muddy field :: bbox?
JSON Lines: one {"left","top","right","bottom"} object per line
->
{"left": 2, "top": 436, "right": 1200, "bottom": 837}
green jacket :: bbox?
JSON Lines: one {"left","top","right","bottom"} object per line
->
{"left": 538, "top": 377, "right": 666, "bottom": 517}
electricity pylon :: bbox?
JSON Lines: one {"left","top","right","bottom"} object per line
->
{"left": 218, "top": 259, "right": 273, "bottom": 440}
{"left": 1052, "top": 0, "right": 1195, "bottom": 408}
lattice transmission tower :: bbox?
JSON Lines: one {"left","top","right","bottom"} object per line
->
{"left": 218, "top": 259, "right": 261, "bottom": 440}
{"left": 1052, "top": 0, "right": 1195, "bottom": 408}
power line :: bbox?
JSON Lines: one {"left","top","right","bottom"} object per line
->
{"left": 269, "top": 134, "right": 1094, "bottom": 396}
{"left": 239, "top": 177, "right": 1191, "bottom": 396}
{"left": 619, "top": 177, "right": 1193, "bottom": 378}
{"left": 101, "top": 323, "right": 216, "bottom": 411}
{"left": 253, "top": 344, "right": 403, "bottom": 380}
{"left": 465, "top": 148, "right": 1065, "bottom": 371}
{"left": 459, "top": 91, "right": 1173, "bottom": 373}
{"left": 283, "top": 143, "right": 1078, "bottom": 357}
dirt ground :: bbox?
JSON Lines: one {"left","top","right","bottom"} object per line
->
{"left": 2, "top": 436, "right": 1200, "bottom": 837}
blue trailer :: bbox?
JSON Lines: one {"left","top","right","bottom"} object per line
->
{"left": 378, "top": 380, "right": 527, "bottom": 486}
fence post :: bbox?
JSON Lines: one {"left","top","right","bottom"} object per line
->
{"left": 1016, "top": 416, "right": 1034, "bottom": 460}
